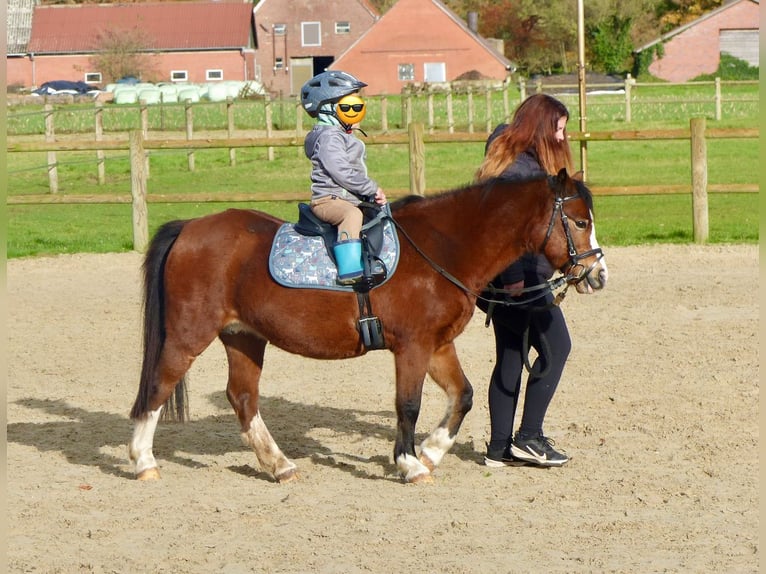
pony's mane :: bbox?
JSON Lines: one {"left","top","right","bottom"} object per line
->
{"left": 388, "top": 171, "right": 594, "bottom": 216}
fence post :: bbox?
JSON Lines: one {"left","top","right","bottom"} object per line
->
{"left": 427, "top": 86, "right": 435, "bottom": 134}
{"left": 44, "top": 103, "right": 58, "bottom": 193}
{"left": 381, "top": 95, "right": 389, "bottom": 133}
{"left": 714, "top": 77, "right": 722, "bottom": 121}
{"left": 408, "top": 122, "right": 425, "bottom": 196}
{"left": 467, "top": 87, "right": 474, "bottom": 134}
{"left": 502, "top": 80, "right": 510, "bottom": 123}
{"left": 265, "top": 94, "right": 274, "bottom": 161}
{"left": 184, "top": 99, "right": 195, "bottom": 171}
{"left": 140, "top": 100, "right": 150, "bottom": 177}
{"left": 94, "top": 101, "right": 105, "bottom": 185}
{"left": 624, "top": 77, "right": 632, "bottom": 123}
{"left": 446, "top": 90, "right": 454, "bottom": 134}
{"left": 484, "top": 86, "right": 492, "bottom": 133}
{"left": 519, "top": 78, "right": 526, "bottom": 103}
{"left": 130, "top": 130, "right": 149, "bottom": 252}
{"left": 227, "top": 96, "right": 236, "bottom": 166}
{"left": 690, "top": 117, "right": 708, "bottom": 243}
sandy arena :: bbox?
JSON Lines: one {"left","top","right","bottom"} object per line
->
{"left": 7, "top": 244, "right": 759, "bottom": 573}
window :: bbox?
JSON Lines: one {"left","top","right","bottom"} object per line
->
{"left": 273, "top": 23, "right": 286, "bottom": 35}
{"left": 302, "top": 22, "right": 321, "bottom": 46}
{"left": 274, "top": 57, "right": 284, "bottom": 70}
{"left": 206, "top": 69, "right": 223, "bottom": 81}
{"left": 398, "top": 63, "right": 415, "bottom": 81}
{"left": 424, "top": 62, "right": 446, "bottom": 82}
{"left": 170, "top": 70, "right": 188, "bottom": 82}
{"left": 335, "top": 21, "right": 350, "bottom": 34}
{"left": 84, "top": 72, "right": 102, "bottom": 84}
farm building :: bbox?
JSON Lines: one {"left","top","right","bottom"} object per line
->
{"left": 634, "top": 0, "right": 759, "bottom": 82}
{"left": 6, "top": 0, "right": 257, "bottom": 91}
{"left": 331, "top": 0, "right": 515, "bottom": 95}
{"left": 252, "top": 0, "right": 380, "bottom": 97}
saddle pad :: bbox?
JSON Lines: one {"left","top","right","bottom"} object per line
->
{"left": 269, "top": 219, "right": 399, "bottom": 291}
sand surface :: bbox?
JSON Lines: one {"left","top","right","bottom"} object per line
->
{"left": 7, "top": 244, "right": 759, "bottom": 573}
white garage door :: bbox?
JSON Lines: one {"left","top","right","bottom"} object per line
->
{"left": 719, "top": 29, "right": 759, "bottom": 66}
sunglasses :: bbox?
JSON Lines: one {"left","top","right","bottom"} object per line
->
{"left": 338, "top": 103, "right": 364, "bottom": 113}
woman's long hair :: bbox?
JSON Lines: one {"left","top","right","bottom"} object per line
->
{"left": 476, "top": 93, "right": 574, "bottom": 180}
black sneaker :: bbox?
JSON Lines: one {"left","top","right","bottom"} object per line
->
{"left": 510, "top": 434, "right": 569, "bottom": 467}
{"left": 483, "top": 443, "right": 515, "bottom": 467}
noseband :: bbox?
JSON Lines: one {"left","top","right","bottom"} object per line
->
{"left": 540, "top": 191, "right": 604, "bottom": 285}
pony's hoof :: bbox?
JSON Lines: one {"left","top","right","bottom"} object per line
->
{"left": 136, "top": 467, "right": 161, "bottom": 481}
{"left": 408, "top": 472, "right": 434, "bottom": 485}
{"left": 419, "top": 453, "right": 436, "bottom": 472}
{"left": 276, "top": 468, "right": 299, "bottom": 483}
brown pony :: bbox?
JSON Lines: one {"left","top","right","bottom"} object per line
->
{"left": 129, "top": 170, "right": 608, "bottom": 484}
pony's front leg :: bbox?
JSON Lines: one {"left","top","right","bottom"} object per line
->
{"left": 393, "top": 349, "right": 432, "bottom": 483}
{"left": 221, "top": 332, "right": 298, "bottom": 483}
{"left": 419, "top": 342, "right": 474, "bottom": 472}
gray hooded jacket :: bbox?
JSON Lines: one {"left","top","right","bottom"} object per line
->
{"left": 304, "top": 124, "right": 379, "bottom": 206}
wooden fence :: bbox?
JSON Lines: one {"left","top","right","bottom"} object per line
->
{"left": 7, "top": 78, "right": 759, "bottom": 140}
{"left": 6, "top": 120, "right": 758, "bottom": 250}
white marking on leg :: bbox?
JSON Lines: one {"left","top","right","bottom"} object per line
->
{"left": 242, "top": 411, "right": 297, "bottom": 480}
{"left": 129, "top": 406, "right": 162, "bottom": 476}
{"left": 419, "top": 426, "right": 455, "bottom": 469}
{"left": 396, "top": 453, "right": 431, "bottom": 482}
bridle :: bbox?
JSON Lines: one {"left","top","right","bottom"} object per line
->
{"left": 540, "top": 186, "right": 605, "bottom": 288}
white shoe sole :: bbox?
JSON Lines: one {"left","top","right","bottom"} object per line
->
{"left": 510, "top": 446, "right": 569, "bottom": 467}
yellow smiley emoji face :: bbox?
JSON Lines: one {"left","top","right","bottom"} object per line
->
{"left": 336, "top": 94, "right": 366, "bottom": 125}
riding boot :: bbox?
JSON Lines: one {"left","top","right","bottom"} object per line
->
{"left": 333, "top": 239, "right": 364, "bottom": 285}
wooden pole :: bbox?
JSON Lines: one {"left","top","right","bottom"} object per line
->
{"left": 576, "top": 0, "right": 588, "bottom": 179}
{"left": 265, "top": 94, "right": 274, "bottom": 161}
{"left": 485, "top": 86, "right": 492, "bottom": 133}
{"left": 94, "top": 101, "right": 105, "bottom": 185}
{"left": 185, "top": 99, "right": 195, "bottom": 171}
{"left": 129, "top": 130, "right": 149, "bottom": 252}
{"left": 44, "top": 104, "right": 58, "bottom": 193}
{"left": 408, "top": 122, "right": 425, "bottom": 196}
{"left": 227, "top": 97, "right": 236, "bottom": 166}
{"left": 690, "top": 117, "right": 709, "bottom": 243}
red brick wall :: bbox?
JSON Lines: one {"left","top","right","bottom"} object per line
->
{"left": 332, "top": 0, "right": 510, "bottom": 95}
{"left": 254, "top": 0, "right": 378, "bottom": 96}
{"left": 649, "top": 0, "right": 759, "bottom": 82}
{"left": 7, "top": 50, "right": 255, "bottom": 90}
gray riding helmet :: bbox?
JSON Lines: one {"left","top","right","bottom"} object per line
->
{"left": 300, "top": 71, "right": 368, "bottom": 117}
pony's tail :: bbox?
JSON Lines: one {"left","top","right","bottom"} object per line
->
{"left": 130, "top": 219, "right": 190, "bottom": 423}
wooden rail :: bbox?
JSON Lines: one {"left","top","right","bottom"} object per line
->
{"left": 7, "top": 122, "right": 759, "bottom": 251}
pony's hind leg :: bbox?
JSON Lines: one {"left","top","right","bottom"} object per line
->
{"left": 220, "top": 331, "right": 298, "bottom": 483}
{"left": 419, "top": 342, "right": 474, "bottom": 472}
{"left": 129, "top": 339, "right": 198, "bottom": 480}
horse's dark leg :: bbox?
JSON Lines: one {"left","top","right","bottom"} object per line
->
{"left": 220, "top": 331, "right": 298, "bottom": 483}
{"left": 419, "top": 342, "right": 474, "bottom": 472}
{"left": 393, "top": 347, "right": 432, "bottom": 483}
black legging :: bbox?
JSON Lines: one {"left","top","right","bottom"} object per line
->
{"left": 487, "top": 300, "right": 571, "bottom": 447}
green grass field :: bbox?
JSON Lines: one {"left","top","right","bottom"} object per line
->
{"left": 6, "top": 83, "right": 760, "bottom": 258}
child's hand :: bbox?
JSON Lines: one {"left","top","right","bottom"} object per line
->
{"left": 374, "top": 188, "right": 387, "bottom": 205}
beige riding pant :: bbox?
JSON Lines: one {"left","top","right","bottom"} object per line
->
{"left": 310, "top": 196, "right": 364, "bottom": 242}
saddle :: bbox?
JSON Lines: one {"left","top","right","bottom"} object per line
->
{"left": 293, "top": 202, "right": 388, "bottom": 265}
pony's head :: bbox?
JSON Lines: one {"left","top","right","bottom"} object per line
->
{"left": 541, "top": 169, "right": 608, "bottom": 294}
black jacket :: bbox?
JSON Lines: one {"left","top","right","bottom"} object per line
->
{"left": 486, "top": 125, "right": 555, "bottom": 288}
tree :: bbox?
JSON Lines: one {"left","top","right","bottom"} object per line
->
{"left": 89, "top": 26, "right": 158, "bottom": 83}
{"left": 587, "top": 15, "right": 634, "bottom": 75}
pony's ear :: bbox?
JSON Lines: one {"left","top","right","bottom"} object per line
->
{"left": 571, "top": 170, "right": 584, "bottom": 182}
{"left": 556, "top": 167, "right": 569, "bottom": 184}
